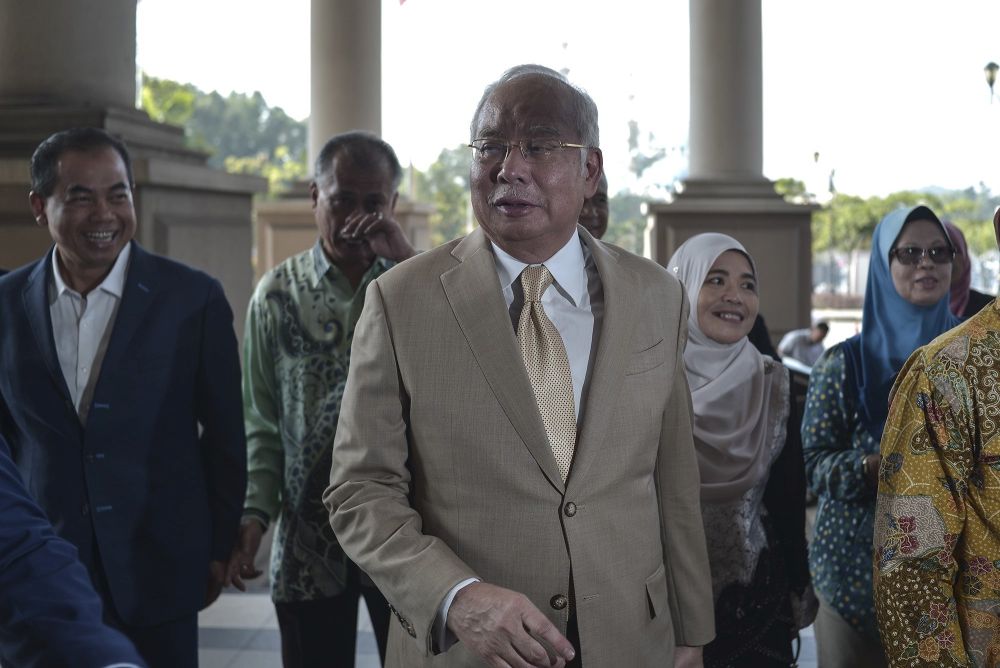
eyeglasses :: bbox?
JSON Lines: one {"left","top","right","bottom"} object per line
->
{"left": 889, "top": 245, "right": 955, "bottom": 265}
{"left": 468, "top": 138, "right": 590, "bottom": 164}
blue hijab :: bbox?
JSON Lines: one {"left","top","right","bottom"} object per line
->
{"left": 842, "top": 205, "right": 960, "bottom": 441}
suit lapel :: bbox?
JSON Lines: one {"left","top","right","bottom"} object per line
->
{"left": 441, "top": 229, "right": 565, "bottom": 491}
{"left": 21, "top": 250, "right": 73, "bottom": 402}
{"left": 568, "top": 233, "right": 641, "bottom": 490}
{"left": 93, "top": 243, "right": 157, "bottom": 386}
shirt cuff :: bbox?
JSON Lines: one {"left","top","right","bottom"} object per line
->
{"left": 433, "top": 578, "right": 480, "bottom": 653}
{"left": 242, "top": 508, "right": 270, "bottom": 530}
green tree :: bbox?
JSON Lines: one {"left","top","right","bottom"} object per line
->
{"left": 141, "top": 76, "right": 199, "bottom": 132}
{"left": 140, "top": 73, "right": 308, "bottom": 195}
{"left": 773, "top": 177, "right": 808, "bottom": 201}
{"left": 408, "top": 146, "right": 471, "bottom": 247}
{"left": 809, "top": 187, "right": 996, "bottom": 255}
{"left": 603, "top": 191, "right": 646, "bottom": 254}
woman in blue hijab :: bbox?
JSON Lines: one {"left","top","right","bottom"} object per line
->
{"left": 801, "top": 205, "right": 958, "bottom": 667}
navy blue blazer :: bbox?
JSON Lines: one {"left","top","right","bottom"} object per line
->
{"left": 0, "top": 435, "right": 146, "bottom": 667}
{"left": 0, "top": 242, "right": 246, "bottom": 627}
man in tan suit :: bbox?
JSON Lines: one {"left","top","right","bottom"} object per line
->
{"left": 324, "top": 65, "right": 714, "bottom": 667}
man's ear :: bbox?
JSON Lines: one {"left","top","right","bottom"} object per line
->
{"left": 583, "top": 149, "right": 604, "bottom": 198}
{"left": 389, "top": 191, "right": 399, "bottom": 215}
{"left": 309, "top": 181, "right": 319, "bottom": 210}
{"left": 28, "top": 192, "right": 46, "bottom": 227}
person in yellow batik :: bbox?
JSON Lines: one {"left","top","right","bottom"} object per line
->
{"left": 874, "top": 209, "right": 1000, "bottom": 666}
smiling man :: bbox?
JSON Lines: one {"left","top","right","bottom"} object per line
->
{"left": 0, "top": 128, "right": 246, "bottom": 667}
{"left": 325, "top": 65, "right": 714, "bottom": 667}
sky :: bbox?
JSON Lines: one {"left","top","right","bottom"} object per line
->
{"left": 136, "top": 0, "right": 1000, "bottom": 199}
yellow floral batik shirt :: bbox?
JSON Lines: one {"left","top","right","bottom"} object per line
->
{"left": 874, "top": 299, "right": 1000, "bottom": 667}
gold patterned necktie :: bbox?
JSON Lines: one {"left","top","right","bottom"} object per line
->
{"left": 517, "top": 265, "right": 577, "bottom": 482}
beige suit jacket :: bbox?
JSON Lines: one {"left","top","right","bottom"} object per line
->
{"left": 325, "top": 228, "right": 714, "bottom": 666}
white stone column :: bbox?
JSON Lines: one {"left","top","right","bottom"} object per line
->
{"left": 0, "top": 0, "right": 137, "bottom": 107}
{"left": 647, "top": 0, "right": 814, "bottom": 339}
{"left": 688, "top": 0, "right": 765, "bottom": 184}
{"left": 309, "top": 0, "right": 381, "bottom": 172}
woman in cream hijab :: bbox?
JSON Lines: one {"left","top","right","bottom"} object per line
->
{"left": 669, "top": 233, "right": 815, "bottom": 667}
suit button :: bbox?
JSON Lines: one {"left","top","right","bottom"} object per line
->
{"left": 84, "top": 453, "right": 95, "bottom": 463}
{"left": 550, "top": 594, "right": 568, "bottom": 610}
{"left": 81, "top": 503, "right": 89, "bottom": 516}
{"left": 563, "top": 502, "right": 577, "bottom": 517}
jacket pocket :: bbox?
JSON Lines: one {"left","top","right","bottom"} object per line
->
{"left": 645, "top": 562, "right": 668, "bottom": 619}
{"left": 626, "top": 339, "right": 665, "bottom": 376}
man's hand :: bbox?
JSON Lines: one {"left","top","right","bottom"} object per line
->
{"left": 340, "top": 209, "right": 416, "bottom": 262}
{"left": 224, "top": 519, "right": 265, "bottom": 592}
{"left": 446, "top": 582, "right": 575, "bottom": 668}
{"left": 205, "top": 560, "right": 227, "bottom": 608}
{"left": 674, "top": 645, "right": 704, "bottom": 668}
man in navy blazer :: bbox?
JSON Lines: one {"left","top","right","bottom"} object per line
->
{"left": 0, "top": 128, "right": 247, "bottom": 667}
{"left": 0, "top": 434, "right": 146, "bottom": 668}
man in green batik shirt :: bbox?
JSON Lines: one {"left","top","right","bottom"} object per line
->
{"left": 226, "top": 131, "right": 416, "bottom": 667}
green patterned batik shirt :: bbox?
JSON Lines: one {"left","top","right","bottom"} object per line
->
{"left": 242, "top": 241, "right": 394, "bottom": 602}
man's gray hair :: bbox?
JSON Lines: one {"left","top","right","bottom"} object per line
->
{"left": 469, "top": 64, "right": 600, "bottom": 147}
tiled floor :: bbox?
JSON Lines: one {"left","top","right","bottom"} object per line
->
{"left": 198, "top": 593, "right": 380, "bottom": 668}
{"left": 198, "top": 592, "right": 817, "bottom": 667}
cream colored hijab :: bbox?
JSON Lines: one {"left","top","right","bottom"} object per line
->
{"left": 668, "top": 233, "right": 787, "bottom": 503}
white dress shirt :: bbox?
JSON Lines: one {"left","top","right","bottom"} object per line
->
{"left": 433, "top": 231, "right": 602, "bottom": 651}
{"left": 49, "top": 243, "right": 131, "bottom": 423}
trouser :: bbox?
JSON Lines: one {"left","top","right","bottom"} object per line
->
{"left": 813, "top": 595, "right": 886, "bottom": 668}
{"left": 274, "top": 580, "right": 390, "bottom": 668}
{"left": 567, "top": 610, "right": 581, "bottom": 668}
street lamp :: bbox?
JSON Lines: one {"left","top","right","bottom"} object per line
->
{"left": 986, "top": 62, "right": 999, "bottom": 103}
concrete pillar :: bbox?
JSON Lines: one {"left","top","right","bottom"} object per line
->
{"left": 646, "top": 0, "right": 814, "bottom": 338}
{"left": 257, "top": 0, "right": 431, "bottom": 283}
{"left": 0, "top": 0, "right": 137, "bottom": 108}
{"left": 688, "top": 0, "right": 764, "bottom": 183}
{"left": 309, "top": 0, "right": 381, "bottom": 172}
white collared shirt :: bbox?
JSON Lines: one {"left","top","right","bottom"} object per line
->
{"left": 49, "top": 243, "right": 131, "bottom": 422}
{"left": 490, "top": 232, "right": 597, "bottom": 421}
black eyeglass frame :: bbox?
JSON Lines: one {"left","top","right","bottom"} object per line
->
{"left": 888, "top": 245, "right": 955, "bottom": 266}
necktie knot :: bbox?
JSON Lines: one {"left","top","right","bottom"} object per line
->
{"left": 520, "top": 265, "right": 554, "bottom": 303}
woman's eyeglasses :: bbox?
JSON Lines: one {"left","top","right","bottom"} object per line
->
{"left": 889, "top": 246, "right": 955, "bottom": 265}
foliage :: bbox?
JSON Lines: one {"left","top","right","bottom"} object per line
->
{"left": 810, "top": 188, "right": 996, "bottom": 255}
{"left": 224, "top": 146, "right": 308, "bottom": 195}
{"left": 603, "top": 191, "right": 647, "bottom": 254}
{"left": 140, "top": 73, "right": 307, "bottom": 195}
{"left": 773, "top": 177, "right": 808, "bottom": 201}
{"left": 406, "top": 146, "right": 472, "bottom": 247}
